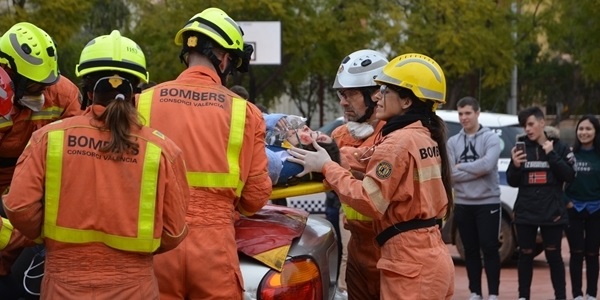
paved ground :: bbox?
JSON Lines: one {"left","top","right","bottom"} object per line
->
{"left": 450, "top": 237, "right": 581, "bottom": 300}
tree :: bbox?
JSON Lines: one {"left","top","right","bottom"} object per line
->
{"left": 0, "top": 0, "right": 92, "bottom": 79}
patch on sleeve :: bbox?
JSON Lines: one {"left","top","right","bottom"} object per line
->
{"left": 152, "top": 130, "right": 165, "bottom": 140}
{"left": 375, "top": 161, "right": 393, "bottom": 179}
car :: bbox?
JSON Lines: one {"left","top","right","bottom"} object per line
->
{"left": 238, "top": 205, "right": 339, "bottom": 300}
{"left": 435, "top": 110, "right": 544, "bottom": 265}
{"left": 289, "top": 110, "right": 543, "bottom": 265}
{"left": 1, "top": 204, "right": 338, "bottom": 300}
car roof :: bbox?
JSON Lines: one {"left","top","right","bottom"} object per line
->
{"left": 436, "top": 110, "right": 520, "bottom": 127}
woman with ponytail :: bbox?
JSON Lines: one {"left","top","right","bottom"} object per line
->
{"left": 3, "top": 31, "right": 189, "bottom": 299}
{"left": 288, "top": 53, "right": 455, "bottom": 300}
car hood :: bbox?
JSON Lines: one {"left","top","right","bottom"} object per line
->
{"left": 235, "top": 204, "right": 308, "bottom": 271}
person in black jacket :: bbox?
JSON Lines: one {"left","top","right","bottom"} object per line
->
{"left": 507, "top": 106, "right": 575, "bottom": 300}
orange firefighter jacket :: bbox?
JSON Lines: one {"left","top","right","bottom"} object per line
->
{"left": 0, "top": 75, "right": 82, "bottom": 192}
{"left": 0, "top": 75, "right": 81, "bottom": 158}
{"left": 331, "top": 120, "right": 385, "bottom": 221}
{"left": 2, "top": 105, "right": 190, "bottom": 254}
{"left": 0, "top": 217, "right": 37, "bottom": 276}
{"left": 323, "top": 121, "right": 448, "bottom": 233}
{"left": 137, "top": 65, "right": 271, "bottom": 225}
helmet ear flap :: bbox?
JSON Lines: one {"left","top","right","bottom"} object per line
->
{"left": 235, "top": 43, "right": 254, "bottom": 73}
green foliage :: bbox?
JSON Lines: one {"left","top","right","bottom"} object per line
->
{"left": 1, "top": 0, "right": 599, "bottom": 117}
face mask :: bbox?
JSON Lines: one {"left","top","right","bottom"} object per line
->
{"left": 346, "top": 121, "right": 375, "bottom": 140}
{"left": 18, "top": 94, "right": 45, "bottom": 112}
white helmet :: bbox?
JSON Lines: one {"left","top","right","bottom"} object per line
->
{"left": 332, "top": 49, "right": 388, "bottom": 89}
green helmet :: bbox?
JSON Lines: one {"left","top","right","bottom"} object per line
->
{"left": 0, "top": 22, "right": 59, "bottom": 85}
{"left": 174, "top": 8, "right": 244, "bottom": 55}
{"left": 75, "top": 30, "right": 149, "bottom": 83}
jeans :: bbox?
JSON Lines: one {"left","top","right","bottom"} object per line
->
{"left": 516, "top": 223, "right": 566, "bottom": 300}
{"left": 565, "top": 207, "right": 600, "bottom": 298}
{"left": 455, "top": 203, "right": 501, "bottom": 296}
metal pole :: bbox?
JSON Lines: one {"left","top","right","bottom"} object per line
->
{"left": 507, "top": 1, "right": 518, "bottom": 115}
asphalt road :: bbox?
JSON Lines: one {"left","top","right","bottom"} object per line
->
{"left": 450, "top": 237, "right": 580, "bottom": 300}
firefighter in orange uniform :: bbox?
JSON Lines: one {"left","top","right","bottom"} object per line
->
{"left": 289, "top": 53, "right": 455, "bottom": 300}
{"left": 330, "top": 49, "right": 388, "bottom": 299}
{"left": 0, "top": 23, "right": 81, "bottom": 285}
{"left": 2, "top": 30, "right": 190, "bottom": 300}
{"left": 138, "top": 7, "right": 271, "bottom": 299}
{"left": 0, "top": 22, "right": 81, "bottom": 195}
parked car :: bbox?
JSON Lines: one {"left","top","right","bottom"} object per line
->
{"left": 239, "top": 205, "right": 339, "bottom": 300}
{"left": 1, "top": 205, "right": 339, "bottom": 300}
{"left": 289, "top": 110, "right": 543, "bottom": 265}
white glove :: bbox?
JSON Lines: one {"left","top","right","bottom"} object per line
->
{"left": 286, "top": 139, "right": 332, "bottom": 177}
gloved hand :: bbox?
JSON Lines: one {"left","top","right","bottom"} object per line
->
{"left": 287, "top": 139, "right": 332, "bottom": 177}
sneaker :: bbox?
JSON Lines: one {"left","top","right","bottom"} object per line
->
{"left": 574, "top": 296, "right": 584, "bottom": 300}
{"left": 587, "top": 295, "right": 597, "bottom": 300}
{"left": 517, "top": 298, "right": 527, "bottom": 300}
{"left": 488, "top": 295, "right": 498, "bottom": 300}
{"left": 469, "top": 293, "right": 483, "bottom": 300}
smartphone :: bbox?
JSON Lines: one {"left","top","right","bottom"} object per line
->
{"left": 515, "top": 141, "right": 526, "bottom": 153}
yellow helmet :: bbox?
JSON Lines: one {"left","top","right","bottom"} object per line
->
{"left": 375, "top": 53, "right": 446, "bottom": 105}
{"left": 75, "top": 30, "right": 149, "bottom": 83}
{"left": 174, "top": 8, "right": 244, "bottom": 54}
{"left": 0, "top": 22, "right": 59, "bottom": 85}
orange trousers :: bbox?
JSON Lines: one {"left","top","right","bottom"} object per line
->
{"left": 345, "top": 220, "right": 380, "bottom": 300}
{"left": 154, "top": 224, "right": 243, "bottom": 300}
{"left": 41, "top": 246, "right": 158, "bottom": 300}
{"left": 377, "top": 226, "right": 454, "bottom": 300}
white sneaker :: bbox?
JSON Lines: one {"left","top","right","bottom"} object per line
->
{"left": 587, "top": 295, "right": 597, "bottom": 300}
{"left": 517, "top": 298, "right": 527, "bottom": 300}
{"left": 469, "top": 293, "right": 483, "bottom": 300}
{"left": 488, "top": 295, "right": 498, "bottom": 300}
{"left": 574, "top": 296, "right": 584, "bottom": 300}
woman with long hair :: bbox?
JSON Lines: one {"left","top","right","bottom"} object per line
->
{"left": 565, "top": 115, "right": 600, "bottom": 300}
{"left": 3, "top": 30, "right": 189, "bottom": 299}
{"left": 287, "top": 53, "right": 454, "bottom": 299}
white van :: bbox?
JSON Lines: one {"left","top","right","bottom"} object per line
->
{"left": 287, "top": 110, "right": 542, "bottom": 265}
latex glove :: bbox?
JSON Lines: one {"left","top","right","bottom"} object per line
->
{"left": 287, "top": 139, "right": 332, "bottom": 177}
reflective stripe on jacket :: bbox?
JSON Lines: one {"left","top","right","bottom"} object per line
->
{"left": 42, "top": 130, "right": 162, "bottom": 253}
{"left": 134, "top": 66, "right": 270, "bottom": 223}
{"left": 3, "top": 106, "right": 189, "bottom": 254}
{"left": 0, "top": 75, "right": 81, "bottom": 158}
{"left": 138, "top": 89, "right": 247, "bottom": 196}
{"left": 0, "top": 217, "right": 13, "bottom": 250}
{"left": 332, "top": 121, "right": 385, "bottom": 221}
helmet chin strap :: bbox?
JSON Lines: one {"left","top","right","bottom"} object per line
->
{"left": 356, "top": 89, "right": 375, "bottom": 123}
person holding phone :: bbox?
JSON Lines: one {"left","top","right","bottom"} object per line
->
{"left": 507, "top": 106, "right": 575, "bottom": 300}
{"left": 516, "top": 141, "right": 526, "bottom": 153}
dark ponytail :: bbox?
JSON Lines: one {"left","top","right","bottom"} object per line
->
{"left": 97, "top": 93, "right": 142, "bottom": 155}
{"left": 400, "top": 89, "right": 454, "bottom": 219}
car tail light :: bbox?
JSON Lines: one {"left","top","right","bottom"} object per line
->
{"left": 259, "top": 256, "right": 322, "bottom": 300}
